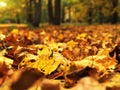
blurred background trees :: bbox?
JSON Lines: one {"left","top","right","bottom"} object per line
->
{"left": 48, "top": 0, "right": 61, "bottom": 25}
{"left": 0, "top": 0, "right": 120, "bottom": 27}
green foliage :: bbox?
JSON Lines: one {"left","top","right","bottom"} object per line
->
{"left": 0, "top": 0, "right": 26, "bottom": 23}
{"left": 63, "top": 0, "right": 120, "bottom": 24}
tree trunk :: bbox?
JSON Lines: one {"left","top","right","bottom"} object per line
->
{"left": 87, "top": 7, "right": 93, "bottom": 24}
{"left": 16, "top": 13, "right": 20, "bottom": 24}
{"left": 32, "top": 0, "right": 42, "bottom": 27}
{"left": 98, "top": 7, "right": 104, "bottom": 24}
{"left": 68, "top": 7, "right": 71, "bottom": 22}
{"left": 47, "top": 0, "right": 61, "bottom": 25}
{"left": 61, "top": 5, "right": 65, "bottom": 23}
{"left": 26, "top": 0, "right": 33, "bottom": 24}
{"left": 54, "top": 0, "right": 61, "bottom": 25}
{"left": 48, "top": 0, "right": 54, "bottom": 24}
{"left": 111, "top": 0, "right": 118, "bottom": 24}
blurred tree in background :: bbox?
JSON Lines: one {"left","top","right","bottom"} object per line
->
{"left": 110, "top": 0, "right": 119, "bottom": 24}
{"left": 0, "top": 0, "right": 120, "bottom": 27}
{"left": 48, "top": 0, "right": 61, "bottom": 25}
{"left": 25, "top": 0, "right": 41, "bottom": 27}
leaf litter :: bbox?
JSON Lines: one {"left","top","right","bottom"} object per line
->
{"left": 0, "top": 25, "right": 120, "bottom": 90}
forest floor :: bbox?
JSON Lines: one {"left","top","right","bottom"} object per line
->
{"left": 0, "top": 24, "right": 119, "bottom": 90}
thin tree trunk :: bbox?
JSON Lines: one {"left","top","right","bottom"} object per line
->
{"left": 16, "top": 13, "right": 20, "bottom": 24}
{"left": 48, "top": 0, "right": 54, "bottom": 24}
{"left": 54, "top": 0, "right": 61, "bottom": 25}
{"left": 26, "top": 0, "right": 33, "bottom": 24}
{"left": 98, "top": 7, "right": 104, "bottom": 24}
{"left": 68, "top": 7, "right": 71, "bottom": 22}
{"left": 111, "top": 0, "right": 118, "bottom": 24}
{"left": 32, "top": 0, "right": 42, "bottom": 27}
{"left": 61, "top": 4, "right": 65, "bottom": 23}
{"left": 87, "top": 7, "right": 93, "bottom": 24}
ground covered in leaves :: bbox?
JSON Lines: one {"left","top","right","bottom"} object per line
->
{"left": 0, "top": 25, "right": 120, "bottom": 90}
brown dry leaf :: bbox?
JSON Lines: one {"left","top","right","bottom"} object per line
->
{"left": 10, "top": 69, "right": 44, "bottom": 90}
{"left": 62, "top": 49, "right": 74, "bottom": 61}
{"left": 0, "top": 50, "right": 13, "bottom": 66}
{"left": 65, "top": 67, "right": 96, "bottom": 88}
{"left": 0, "top": 63, "right": 10, "bottom": 86}
{"left": 0, "top": 50, "right": 13, "bottom": 86}
{"left": 0, "top": 63, "right": 9, "bottom": 77}
{"left": 70, "top": 77, "right": 106, "bottom": 90}
{"left": 100, "top": 73, "right": 120, "bottom": 89}
{"left": 41, "top": 79, "right": 61, "bottom": 90}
